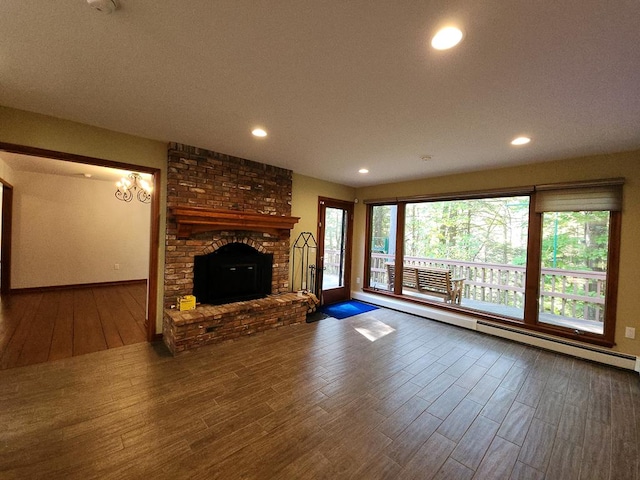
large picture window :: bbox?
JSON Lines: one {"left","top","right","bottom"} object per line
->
{"left": 402, "top": 197, "right": 529, "bottom": 319}
{"left": 364, "top": 179, "right": 623, "bottom": 346}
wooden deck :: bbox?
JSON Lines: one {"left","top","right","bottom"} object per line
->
{"left": 402, "top": 290, "right": 604, "bottom": 334}
{"left": 0, "top": 282, "right": 147, "bottom": 370}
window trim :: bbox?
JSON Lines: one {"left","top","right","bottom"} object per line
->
{"left": 363, "top": 181, "right": 623, "bottom": 348}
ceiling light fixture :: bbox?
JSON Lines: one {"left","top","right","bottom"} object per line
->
{"left": 511, "top": 136, "right": 531, "bottom": 146}
{"left": 359, "top": 168, "right": 369, "bottom": 174}
{"left": 87, "top": 0, "right": 119, "bottom": 14}
{"left": 431, "top": 26, "right": 463, "bottom": 50}
{"left": 252, "top": 128, "right": 267, "bottom": 137}
{"left": 115, "top": 173, "right": 152, "bottom": 203}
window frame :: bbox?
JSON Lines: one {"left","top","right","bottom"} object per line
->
{"left": 363, "top": 180, "right": 623, "bottom": 347}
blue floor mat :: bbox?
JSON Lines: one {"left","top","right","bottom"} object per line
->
{"left": 319, "top": 300, "right": 379, "bottom": 320}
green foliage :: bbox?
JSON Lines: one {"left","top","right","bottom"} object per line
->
{"left": 403, "top": 197, "right": 530, "bottom": 265}
{"left": 540, "top": 211, "right": 609, "bottom": 272}
{"left": 371, "top": 199, "right": 610, "bottom": 273}
{"left": 323, "top": 207, "right": 346, "bottom": 250}
{"left": 371, "top": 205, "right": 394, "bottom": 253}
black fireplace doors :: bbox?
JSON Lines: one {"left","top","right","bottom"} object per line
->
{"left": 193, "top": 243, "right": 273, "bottom": 305}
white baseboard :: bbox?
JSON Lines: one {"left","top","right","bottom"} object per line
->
{"left": 352, "top": 291, "right": 639, "bottom": 373}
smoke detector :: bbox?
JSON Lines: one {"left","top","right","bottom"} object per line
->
{"left": 87, "top": 0, "right": 119, "bottom": 14}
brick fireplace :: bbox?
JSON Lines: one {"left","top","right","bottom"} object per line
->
{"left": 162, "top": 143, "right": 308, "bottom": 354}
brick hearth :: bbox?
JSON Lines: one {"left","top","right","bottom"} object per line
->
{"left": 163, "top": 143, "right": 301, "bottom": 354}
{"left": 163, "top": 293, "right": 308, "bottom": 354}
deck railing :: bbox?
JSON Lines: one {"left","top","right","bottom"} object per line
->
{"left": 326, "top": 251, "right": 606, "bottom": 323}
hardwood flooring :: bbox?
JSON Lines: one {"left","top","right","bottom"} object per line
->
{"left": 0, "top": 283, "right": 147, "bottom": 370}
{"left": 0, "top": 307, "right": 638, "bottom": 479}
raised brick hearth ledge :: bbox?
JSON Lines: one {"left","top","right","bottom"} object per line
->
{"left": 163, "top": 293, "right": 308, "bottom": 354}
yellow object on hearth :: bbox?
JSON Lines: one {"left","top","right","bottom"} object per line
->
{"left": 179, "top": 295, "right": 196, "bottom": 311}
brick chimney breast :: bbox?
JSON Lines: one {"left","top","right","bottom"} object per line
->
{"left": 164, "top": 144, "right": 293, "bottom": 308}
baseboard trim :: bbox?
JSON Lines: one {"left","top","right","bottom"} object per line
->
{"left": 10, "top": 279, "right": 147, "bottom": 294}
{"left": 352, "top": 291, "right": 639, "bottom": 372}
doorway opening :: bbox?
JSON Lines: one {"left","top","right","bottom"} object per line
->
{"left": 0, "top": 142, "right": 160, "bottom": 368}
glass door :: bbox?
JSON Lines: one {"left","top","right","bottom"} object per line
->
{"left": 317, "top": 197, "right": 354, "bottom": 305}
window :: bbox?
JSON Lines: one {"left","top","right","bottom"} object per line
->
{"left": 531, "top": 181, "right": 622, "bottom": 344}
{"left": 367, "top": 204, "right": 397, "bottom": 291}
{"left": 364, "top": 179, "right": 623, "bottom": 347}
{"left": 538, "top": 211, "right": 609, "bottom": 334}
{"left": 322, "top": 207, "right": 348, "bottom": 289}
{"left": 403, "top": 197, "right": 529, "bottom": 319}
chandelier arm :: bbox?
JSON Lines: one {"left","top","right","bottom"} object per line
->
{"left": 115, "top": 173, "right": 150, "bottom": 203}
{"left": 115, "top": 188, "right": 133, "bottom": 202}
{"left": 137, "top": 188, "right": 151, "bottom": 203}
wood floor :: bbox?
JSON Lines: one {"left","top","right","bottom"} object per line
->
{"left": 0, "top": 306, "right": 638, "bottom": 479}
{"left": 0, "top": 283, "right": 147, "bottom": 370}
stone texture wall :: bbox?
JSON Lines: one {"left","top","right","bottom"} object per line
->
{"left": 164, "top": 143, "right": 294, "bottom": 308}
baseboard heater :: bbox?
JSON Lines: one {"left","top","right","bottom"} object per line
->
{"left": 352, "top": 291, "right": 639, "bottom": 373}
{"left": 475, "top": 320, "right": 638, "bottom": 372}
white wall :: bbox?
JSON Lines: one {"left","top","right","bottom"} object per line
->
{"left": 12, "top": 170, "right": 150, "bottom": 288}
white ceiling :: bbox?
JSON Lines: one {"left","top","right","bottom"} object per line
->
{"left": 1, "top": 1, "right": 639, "bottom": 187}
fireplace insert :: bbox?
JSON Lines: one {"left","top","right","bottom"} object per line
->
{"left": 193, "top": 242, "right": 273, "bottom": 305}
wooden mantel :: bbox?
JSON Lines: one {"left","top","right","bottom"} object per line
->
{"left": 170, "top": 206, "right": 300, "bottom": 239}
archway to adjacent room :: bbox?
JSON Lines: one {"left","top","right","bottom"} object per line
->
{"left": 0, "top": 142, "right": 161, "bottom": 369}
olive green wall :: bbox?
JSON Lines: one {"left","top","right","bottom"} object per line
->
{"left": 290, "top": 173, "right": 355, "bottom": 290}
{"left": 0, "top": 106, "right": 166, "bottom": 168}
{"left": 0, "top": 157, "right": 17, "bottom": 185}
{"left": 353, "top": 150, "right": 640, "bottom": 356}
{"left": 0, "top": 106, "right": 168, "bottom": 332}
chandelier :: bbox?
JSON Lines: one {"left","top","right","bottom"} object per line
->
{"left": 115, "top": 173, "right": 152, "bottom": 203}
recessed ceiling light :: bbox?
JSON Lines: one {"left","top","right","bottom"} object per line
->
{"left": 359, "top": 168, "right": 369, "bottom": 174}
{"left": 431, "top": 27, "right": 463, "bottom": 50}
{"left": 252, "top": 128, "right": 267, "bottom": 137}
{"left": 511, "top": 136, "right": 531, "bottom": 146}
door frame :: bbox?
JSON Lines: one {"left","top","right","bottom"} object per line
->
{"left": 0, "top": 181, "right": 13, "bottom": 295}
{"left": 0, "top": 142, "right": 161, "bottom": 342}
{"left": 316, "top": 196, "right": 354, "bottom": 305}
